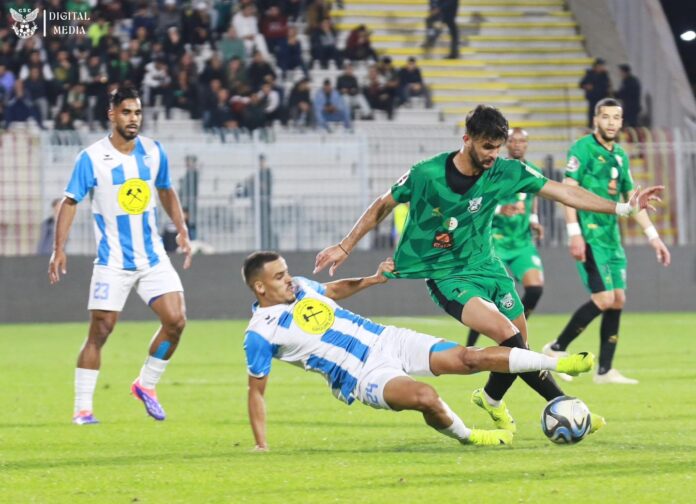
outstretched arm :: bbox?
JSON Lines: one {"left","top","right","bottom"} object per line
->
{"left": 248, "top": 374, "right": 269, "bottom": 451}
{"left": 48, "top": 197, "right": 78, "bottom": 284}
{"left": 323, "top": 258, "right": 394, "bottom": 301}
{"left": 314, "top": 190, "right": 399, "bottom": 276}
{"left": 561, "top": 178, "right": 586, "bottom": 262}
{"left": 158, "top": 188, "right": 192, "bottom": 269}
{"left": 631, "top": 202, "right": 671, "bottom": 266}
{"left": 538, "top": 179, "right": 663, "bottom": 216}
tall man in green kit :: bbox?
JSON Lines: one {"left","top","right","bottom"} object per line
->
{"left": 315, "top": 105, "right": 664, "bottom": 433}
{"left": 543, "top": 98, "right": 671, "bottom": 385}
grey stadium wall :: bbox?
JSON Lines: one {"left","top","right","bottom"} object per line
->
{"left": 1, "top": 246, "right": 695, "bottom": 324}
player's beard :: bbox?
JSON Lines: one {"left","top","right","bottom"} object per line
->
{"left": 116, "top": 124, "right": 139, "bottom": 141}
{"left": 596, "top": 125, "right": 617, "bottom": 143}
{"left": 468, "top": 147, "right": 493, "bottom": 172}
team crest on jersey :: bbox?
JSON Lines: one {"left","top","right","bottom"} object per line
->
{"left": 468, "top": 197, "right": 483, "bottom": 213}
{"left": 567, "top": 156, "right": 580, "bottom": 172}
{"left": 500, "top": 293, "right": 515, "bottom": 310}
{"left": 433, "top": 231, "right": 454, "bottom": 249}
{"left": 610, "top": 167, "right": 619, "bottom": 179}
{"left": 445, "top": 217, "right": 458, "bottom": 231}
{"left": 118, "top": 179, "right": 151, "bottom": 215}
{"left": 615, "top": 155, "right": 623, "bottom": 167}
{"left": 293, "top": 298, "right": 335, "bottom": 334}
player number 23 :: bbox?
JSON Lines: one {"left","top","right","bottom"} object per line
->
{"left": 93, "top": 282, "right": 110, "bottom": 300}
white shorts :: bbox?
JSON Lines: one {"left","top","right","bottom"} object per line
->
{"left": 87, "top": 259, "right": 184, "bottom": 311}
{"left": 354, "top": 327, "right": 442, "bottom": 411}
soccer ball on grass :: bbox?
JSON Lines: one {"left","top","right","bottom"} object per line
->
{"left": 541, "top": 396, "right": 591, "bottom": 444}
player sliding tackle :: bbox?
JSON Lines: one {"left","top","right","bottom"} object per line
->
{"left": 243, "top": 252, "right": 594, "bottom": 450}
{"left": 314, "top": 105, "right": 663, "bottom": 434}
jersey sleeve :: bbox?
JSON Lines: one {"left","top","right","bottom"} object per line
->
{"left": 154, "top": 141, "right": 172, "bottom": 189}
{"left": 619, "top": 153, "right": 634, "bottom": 194}
{"left": 244, "top": 331, "right": 276, "bottom": 377}
{"left": 565, "top": 142, "right": 586, "bottom": 182}
{"left": 294, "top": 276, "right": 327, "bottom": 295}
{"left": 390, "top": 168, "right": 414, "bottom": 203}
{"left": 511, "top": 161, "right": 548, "bottom": 194}
{"left": 64, "top": 151, "right": 96, "bottom": 202}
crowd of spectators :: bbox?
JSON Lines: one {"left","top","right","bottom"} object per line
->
{"left": 0, "top": 0, "right": 432, "bottom": 137}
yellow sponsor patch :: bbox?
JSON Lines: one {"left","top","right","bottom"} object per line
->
{"left": 118, "top": 179, "right": 151, "bottom": 215}
{"left": 293, "top": 298, "right": 335, "bottom": 334}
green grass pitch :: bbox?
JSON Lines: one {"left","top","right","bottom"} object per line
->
{"left": 1, "top": 313, "right": 695, "bottom": 503}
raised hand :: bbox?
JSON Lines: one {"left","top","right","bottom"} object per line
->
{"left": 314, "top": 243, "right": 350, "bottom": 277}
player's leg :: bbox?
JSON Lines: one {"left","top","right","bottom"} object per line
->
{"left": 74, "top": 266, "right": 133, "bottom": 425}
{"left": 521, "top": 269, "right": 544, "bottom": 319}
{"left": 594, "top": 256, "right": 637, "bottom": 384}
{"left": 131, "top": 262, "right": 186, "bottom": 420}
{"left": 545, "top": 244, "right": 610, "bottom": 354}
{"left": 428, "top": 344, "right": 593, "bottom": 377}
{"left": 509, "top": 247, "right": 544, "bottom": 320}
{"left": 381, "top": 377, "right": 512, "bottom": 446}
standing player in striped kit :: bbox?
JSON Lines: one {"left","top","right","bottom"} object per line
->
{"left": 49, "top": 86, "right": 192, "bottom": 424}
{"left": 242, "top": 252, "right": 594, "bottom": 450}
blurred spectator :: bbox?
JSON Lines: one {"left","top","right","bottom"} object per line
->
{"left": 87, "top": 15, "right": 110, "bottom": 49}
{"left": 313, "top": 78, "right": 351, "bottom": 132}
{"left": 182, "top": 2, "right": 213, "bottom": 46}
{"left": 54, "top": 109, "right": 76, "bottom": 131}
{"left": 80, "top": 54, "right": 109, "bottom": 128}
{"left": 306, "top": 0, "right": 331, "bottom": 34}
{"left": 580, "top": 57, "right": 611, "bottom": 128}
{"left": 202, "top": 79, "right": 224, "bottom": 128}
{"left": 172, "top": 69, "right": 198, "bottom": 117}
{"left": 66, "top": 84, "right": 88, "bottom": 121}
{"left": 52, "top": 109, "right": 79, "bottom": 145}
{"left": 337, "top": 63, "right": 372, "bottom": 119}
{"left": 108, "top": 49, "right": 136, "bottom": 86}
{"left": 310, "top": 18, "right": 343, "bottom": 70}
{"left": 143, "top": 57, "right": 173, "bottom": 118}
{"left": 156, "top": 0, "right": 183, "bottom": 38}
{"left": 224, "top": 57, "right": 250, "bottom": 95}
{"left": 344, "top": 25, "right": 378, "bottom": 63}
{"left": 0, "top": 63, "right": 16, "bottom": 100}
{"left": 179, "top": 154, "right": 200, "bottom": 238}
{"left": 288, "top": 77, "right": 313, "bottom": 128}
{"left": 277, "top": 26, "right": 309, "bottom": 80}
{"left": 218, "top": 26, "right": 247, "bottom": 63}
{"left": 232, "top": 3, "right": 270, "bottom": 59}
{"left": 199, "top": 53, "right": 226, "bottom": 86}
{"left": 37, "top": 198, "right": 62, "bottom": 255}
{"left": 258, "top": 80, "right": 284, "bottom": 126}
{"left": 67, "top": 0, "right": 92, "bottom": 16}
{"left": 260, "top": 5, "right": 289, "bottom": 58}
{"left": 241, "top": 92, "right": 268, "bottom": 134}
{"left": 19, "top": 51, "right": 54, "bottom": 81}
{"left": 163, "top": 27, "right": 187, "bottom": 67}
{"left": 423, "top": 0, "right": 459, "bottom": 59}
{"left": 131, "top": 2, "right": 157, "bottom": 38}
{"left": 377, "top": 55, "right": 400, "bottom": 106}
{"left": 616, "top": 64, "right": 641, "bottom": 128}
{"left": 247, "top": 51, "right": 277, "bottom": 91}
{"left": 6, "top": 80, "right": 44, "bottom": 129}
{"left": 363, "top": 64, "right": 395, "bottom": 120}
{"left": 398, "top": 56, "right": 432, "bottom": 107}
{"left": 23, "top": 67, "right": 50, "bottom": 122}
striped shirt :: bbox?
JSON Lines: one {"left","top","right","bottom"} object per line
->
{"left": 244, "top": 277, "right": 387, "bottom": 404}
{"left": 64, "top": 135, "right": 171, "bottom": 270}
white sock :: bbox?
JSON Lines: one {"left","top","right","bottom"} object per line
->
{"left": 139, "top": 356, "right": 169, "bottom": 389}
{"left": 74, "top": 368, "right": 99, "bottom": 414}
{"left": 483, "top": 389, "right": 501, "bottom": 408}
{"left": 508, "top": 347, "right": 558, "bottom": 373}
{"left": 436, "top": 399, "right": 472, "bottom": 442}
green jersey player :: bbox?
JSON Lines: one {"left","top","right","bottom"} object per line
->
{"left": 543, "top": 98, "right": 671, "bottom": 385}
{"left": 467, "top": 128, "right": 545, "bottom": 347}
{"left": 315, "top": 105, "right": 662, "bottom": 433}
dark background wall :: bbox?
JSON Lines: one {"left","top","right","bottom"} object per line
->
{"left": 1, "top": 246, "right": 694, "bottom": 324}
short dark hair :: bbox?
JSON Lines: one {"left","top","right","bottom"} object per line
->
{"left": 242, "top": 251, "right": 280, "bottom": 288}
{"left": 594, "top": 97, "right": 622, "bottom": 116}
{"left": 465, "top": 105, "right": 509, "bottom": 141}
{"left": 109, "top": 86, "right": 140, "bottom": 108}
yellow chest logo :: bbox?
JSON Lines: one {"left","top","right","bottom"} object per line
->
{"left": 293, "top": 298, "right": 335, "bottom": 334}
{"left": 118, "top": 179, "right": 151, "bottom": 215}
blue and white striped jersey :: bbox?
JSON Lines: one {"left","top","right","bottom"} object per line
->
{"left": 64, "top": 135, "right": 172, "bottom": 270}
{"left": 244, "top": 277, "right": 387, "bottom": 405}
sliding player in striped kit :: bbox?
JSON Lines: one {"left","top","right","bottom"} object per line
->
{"left": 49, "top": 86, "right": 192, "bottom": 424}
{"left": 243, "top": 252, "right": 594, "bottom": 451}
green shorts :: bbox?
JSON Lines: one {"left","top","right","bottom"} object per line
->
{"left": 577, "top": 243, "right": 627, "bottom": 293}
{"left": 425, "top": 258, "right": 524, "bottom": 322}
{"left": 496, "top": 244, "right": 544, "bottom": 282}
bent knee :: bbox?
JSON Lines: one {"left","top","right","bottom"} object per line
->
{"left": 457, "top": 347, "right": 481, "bottom": 373}
{"left": 414, "top": 385, "right": 441, "bottom": 412}
{"left": 164, "top": 314, "right": 186, "bottom": 337}
{"left": 591, "top": 291, "right": 615, "bottom": 311}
